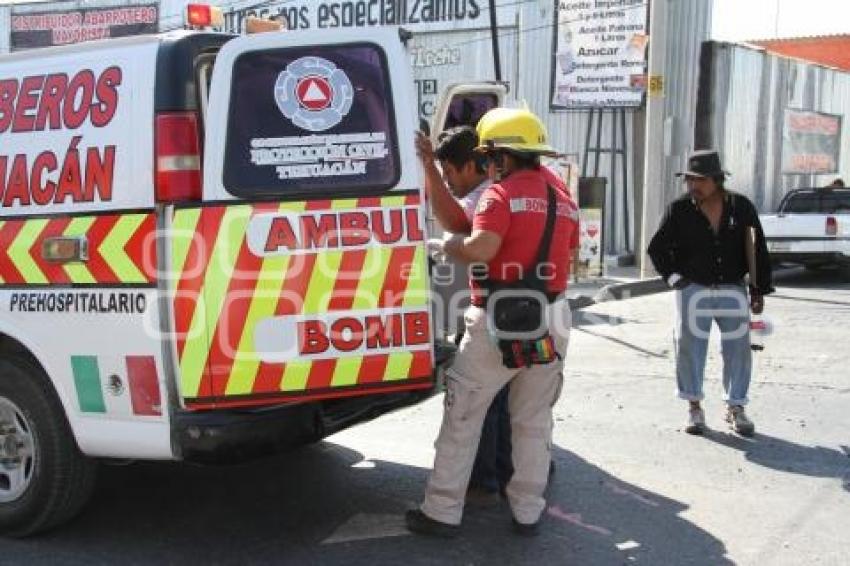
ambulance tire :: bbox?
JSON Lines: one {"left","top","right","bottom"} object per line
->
{"left": 0, "top": 355, "right": 97, "bottom": 537}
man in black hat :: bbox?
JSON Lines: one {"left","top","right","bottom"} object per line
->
{"left": 648, "top": 150, "right": 774, "bottom": 436}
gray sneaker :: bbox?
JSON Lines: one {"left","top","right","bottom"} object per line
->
{"left": 726, "top": 406, "right": 755, "bottom": 436}
{"left": 685, "top": 407, "right": 706, "bottom": 435}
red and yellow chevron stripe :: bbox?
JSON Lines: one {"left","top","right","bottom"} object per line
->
{"left": 0, "top": 212, "right": 156, "bottom": 285}
{"left": 172, "top": 194, "right": 434, "bottom": 409}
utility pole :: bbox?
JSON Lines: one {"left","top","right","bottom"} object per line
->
{"left": 639, "top": 0, "right": 667, "bottom": 277}
{"left": 489, "top": 0, "right": 502, "bottom": 81}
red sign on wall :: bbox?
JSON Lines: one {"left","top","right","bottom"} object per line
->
{"left": 10, "top": 4, "right": 159, "bottom": 50}
{"left": 782, "top": 108, "right": 843, "bottom": 174}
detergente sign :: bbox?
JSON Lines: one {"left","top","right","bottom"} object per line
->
{"left": 552, "top": 0, "right": 649, "bottom": 108}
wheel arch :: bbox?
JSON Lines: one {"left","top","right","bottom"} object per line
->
{"left": 0, "top": 329, "right": 98, "bottom": 536}
{"left": 0, "top": 329, "right": 83, "bottom": 449}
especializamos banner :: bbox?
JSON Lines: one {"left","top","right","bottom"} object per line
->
{"left": 220, "top": 0, "right": 517, "bottom": 34}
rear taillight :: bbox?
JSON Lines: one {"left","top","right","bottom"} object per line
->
{"left": 826, "top": 216, "right": 837, "bottom": 236}
{"left": 155, "top": 112, "right": 202, "bottom": 203}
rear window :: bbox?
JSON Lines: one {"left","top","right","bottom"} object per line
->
{"left": 223, "top": 43, "right": 399, "bottom": 199}
{"left": 782, "top": 190, "right": 850, "bottom": 213}
{"left": 822, "top": 193, "right": 850, "bottom": 213}
{"left": 782, "top": 192, "right": 820, "bottom": 213}
{"left": 443, "top": 93, "right": 499, "bottom": 130}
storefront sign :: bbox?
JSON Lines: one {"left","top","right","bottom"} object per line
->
{"left": 551, "top": 0, "right": 649, "bottom": 109}
{"left": 222, "top": 0, "right": 517, "bottom": 33}
{"left": 414, "top": 78, "right": 439, "bottom": 119}
{"left": 10, "top": 4, "right": 158, "bottom": 50}
{"left": 781, "top": 108, "right": 842, "bottom": 174}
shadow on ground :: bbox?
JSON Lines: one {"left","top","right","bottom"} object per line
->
{"left": 771, "top": 265, "right": 850, "bottom": 293}
{"left": 702, "top": 430, "right": 850, "bottom": 491}
{"left": 0, "top": 442, "right": 731, "bottom": 566}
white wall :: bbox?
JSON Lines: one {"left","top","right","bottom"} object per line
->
{"left": 0, "top": 5, "right": 9, "bottom": 53}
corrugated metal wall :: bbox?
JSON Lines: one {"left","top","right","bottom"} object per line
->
{"left": 657, "top": 0, "right": 713, "bottom": 201}
{"left": 697, "top": 41, "right": 850, "bottom": 212}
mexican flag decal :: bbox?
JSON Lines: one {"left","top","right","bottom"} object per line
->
{"left": 71, "top": 355, "right": 161, "bottom": 416}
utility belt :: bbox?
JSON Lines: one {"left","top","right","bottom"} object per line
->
{"left": 680, "top": 278, "right": 747, "bottom": 290}
{"left": 471, "top": 289, "right": 562, "bottom": 309}
{"left": 477, "top": 282, "right": 564, "bottom": 369}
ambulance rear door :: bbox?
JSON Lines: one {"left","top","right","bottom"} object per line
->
{"left": 172, "top": 28, "right": 433, "bottom": 409}
{"left": 429, "top": 82, "right": 507, "bottom": 145}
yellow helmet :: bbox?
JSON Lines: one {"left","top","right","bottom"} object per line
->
{"left": 475, "top": 107, "right": 557, "bottom": 156}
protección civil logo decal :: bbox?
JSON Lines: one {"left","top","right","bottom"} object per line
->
{"left": 274, "top": 57, "right": 354, "bottom": 132}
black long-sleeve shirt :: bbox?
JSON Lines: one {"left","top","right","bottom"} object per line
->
{"left": 648, "top": 191, "right": 774, "bottom": 295}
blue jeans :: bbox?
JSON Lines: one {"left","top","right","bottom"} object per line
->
{"left": 469, "top": 385, "right": 513, "bottom": 493}
{"left": 674, "top": 283, "right": 752, "bottom": 406}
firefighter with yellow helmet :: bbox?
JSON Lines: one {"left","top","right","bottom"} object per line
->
{"left": 407, "top": 107, "right": 580, "bottom": 537}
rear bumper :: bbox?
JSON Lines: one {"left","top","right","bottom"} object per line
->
{"left": 770, "top": 251, "right": 849, "bottom": 266}
{"left": 171, "top": 342, "right": 455, "bottom": 464}
{"left": 172, "top": 385, "right": 435, "bottom": 464}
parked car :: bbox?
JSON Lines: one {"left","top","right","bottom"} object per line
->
{"left": 760, "top": 188, "right": 850, "bottom": 270}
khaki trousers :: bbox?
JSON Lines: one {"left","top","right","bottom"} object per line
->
{"left": 420, "top": 301, "right": 570, "bottom": 525}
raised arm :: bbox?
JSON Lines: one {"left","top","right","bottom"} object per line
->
{"left": 415, "top": 131, "right": 472, "bottom": 234}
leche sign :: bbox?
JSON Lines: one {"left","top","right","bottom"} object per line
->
{"left": 551, "top": 0, "right": 649, "bottom": 109}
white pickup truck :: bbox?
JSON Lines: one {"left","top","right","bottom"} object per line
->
{"left": 760, "top": 188, "right": 850, "bottom": 269}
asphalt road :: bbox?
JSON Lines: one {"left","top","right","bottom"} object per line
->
{"left": 2, "top": 266, "right": 848, "bottom": 565}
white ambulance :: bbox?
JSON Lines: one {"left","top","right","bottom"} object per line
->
{"left": 0, "top": 19, "right": 505, "bottom": 535}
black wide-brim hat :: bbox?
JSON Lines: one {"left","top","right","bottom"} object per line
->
{"left": 676, "top": 149, "right": 729, "bottom": 178}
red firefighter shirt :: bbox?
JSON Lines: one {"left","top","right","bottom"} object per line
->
{"left": 471, "top": 167, "right": 580, "bottom": 302}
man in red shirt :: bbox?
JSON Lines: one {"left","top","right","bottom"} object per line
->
{"left": 407, "top": 108, "right": 580, "bottom": 537}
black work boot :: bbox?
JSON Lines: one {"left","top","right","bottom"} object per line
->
{"left": 405, "top": 509, "right": 459, "bottom": 538}
{"left": 511, "top": 517, "right": 541, "bottom": 537}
